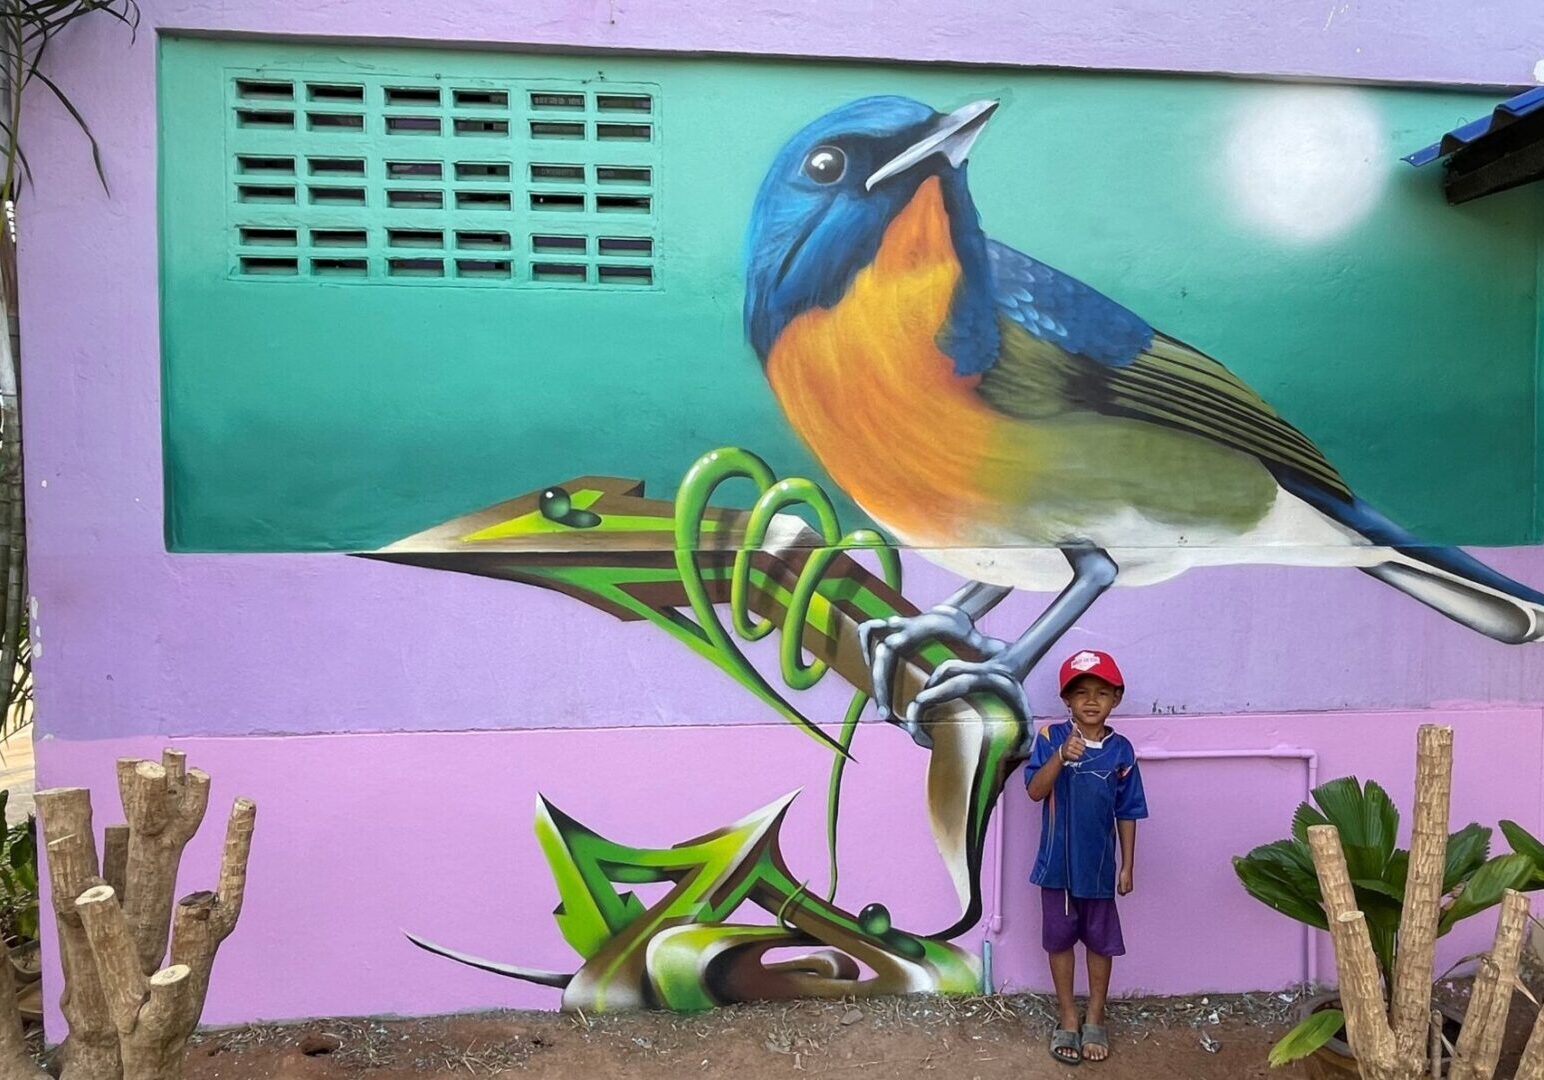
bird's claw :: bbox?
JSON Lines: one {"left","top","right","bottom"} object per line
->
{"left": 903, "top": 657, "right": 1031, "bottom": 730}
{"left": 857, "top": 605, "right": 1007, "bottom": 748}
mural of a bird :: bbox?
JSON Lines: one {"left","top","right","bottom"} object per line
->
{"left": 743, "top": 95, "right": 1544, "bottom": 743}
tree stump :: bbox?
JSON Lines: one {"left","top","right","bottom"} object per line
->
{"left": 35, "top": 786, "right": 119, "bottom": 1080}
{"left": 1391, "top": 726, "right": 1452, "bottom": 1058}
{"left": 1306, "top": 725, "right": 1537, "bottom": 1080}
{"left": 169, "top": 798, "right": 255, "bottom": 1020}
{"left": 76, "top": 886, "right": 199, "bottom": 1080}
{"left": 117, "top": 752, "right": 210, "bottom": 976}
{"left": 1449, "top": 890, "right": 1530, "bottom": 1080}
{"left": 0, "top": 946, "right": 46, "bottom": 1079}
{"left": 1517, "top": 1005, "right": 1544, "bottom": 1080}
{"left": 34, "top": 753, "right": 254, "bottom": 1080}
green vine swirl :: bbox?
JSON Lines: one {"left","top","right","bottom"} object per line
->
{"left": 674, "top": 448, "right": 901, "bottom": 901}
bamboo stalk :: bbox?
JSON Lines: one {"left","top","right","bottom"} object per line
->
{"left": 1449, "top": 889, "right": 1530, "bottom": 1080}
{"left": 1392, "top": 725, "right": 1453, "bottom": 1058}
{"left": 35, "top": 787, "right": 118, "bottom": 1080}
{"left": 0, "top": 248, "right": 25, "bottom": 744}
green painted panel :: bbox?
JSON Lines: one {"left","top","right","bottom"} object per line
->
{"left": 159, "top": 37, "right": 1544, "bottom": 551}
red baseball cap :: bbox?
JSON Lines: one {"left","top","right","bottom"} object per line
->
{"left": 1058, "top": 650, "right": 1124, "bottom": 693}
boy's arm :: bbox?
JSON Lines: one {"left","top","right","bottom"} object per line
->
{"left": 1117, "top": 819, "right": 1137, "bottom": 894}
{"left": 1026, "top": 753, "right": 1064, "bottom": 801}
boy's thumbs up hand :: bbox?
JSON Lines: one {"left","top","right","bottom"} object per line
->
{"left": 1062, "top": 729, "right": 1086, "bottom": 762}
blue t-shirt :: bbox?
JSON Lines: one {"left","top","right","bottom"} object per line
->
{"left": 1023, "top": 721, "right": 1148, "bottom": 899}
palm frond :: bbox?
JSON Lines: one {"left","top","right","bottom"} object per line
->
{"left": 27, "top": 66, "right": 108, "bottom": 193}
{"left": 0, "top": 0, "right": 140, "bottom": 200}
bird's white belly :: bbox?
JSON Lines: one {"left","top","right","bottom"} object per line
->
{"left": 881, "top": 486, "right": 1380, "bottom": 591}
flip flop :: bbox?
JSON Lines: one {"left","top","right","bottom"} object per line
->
{"left": 1049, "top": 1028, "right": 1082, "bottom": 1066}
{"left": 1081, "top": 1023, "right": 1110, "bottom": 1062}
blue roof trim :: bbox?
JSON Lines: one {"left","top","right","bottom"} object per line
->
{"left": 1403, "top": 86, "right": 1544, "bottom": 166}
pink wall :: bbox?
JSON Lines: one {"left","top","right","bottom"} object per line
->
{"left": 21, "top": 0, "right": 1544, "bottom": 1031}
{"left": 37, "top": 707, "right": 1544, "bottom": 1027}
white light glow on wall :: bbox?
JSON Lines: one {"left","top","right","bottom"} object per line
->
{"left": 1223, "top": 87, "right": 1387, "bottom": 245}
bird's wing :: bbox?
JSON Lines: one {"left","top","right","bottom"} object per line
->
{"left": 978, "top": 240, "right": 1352, "bottom": 501}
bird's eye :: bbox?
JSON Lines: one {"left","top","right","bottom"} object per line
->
{"left": 802, "top": 145, "right": 847, "bottom": 185}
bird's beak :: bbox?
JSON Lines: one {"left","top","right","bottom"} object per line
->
{"left": 865, "top": 98, "right": 999, "bottom": 191}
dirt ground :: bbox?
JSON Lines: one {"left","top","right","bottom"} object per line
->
{"left": 23, "top": 976, "right": 1540, "bottom": 1078}
{"left": 159, "top": 991, "right": 1299, "bottom": 1080}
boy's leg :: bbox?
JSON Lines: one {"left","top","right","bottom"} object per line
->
{"left": 1078, "top": 898, "right": 1125, "bottom": 1062}
{"left": 1049, "top": 947, "right": 1079, "bottom": 1031}
{"left": 1041, "top": 889, "right": 1083, "bottom": 1063}
{"left": 1083, "top": 950, "right": 1112, "bottom": 1061}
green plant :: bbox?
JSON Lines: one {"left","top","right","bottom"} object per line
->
{"left": 1233, "top": 776, "right": 1538, "bottom": 1066}
{"left": 1498, "top": 819, "right": 1544, "bottom": 885}
{"left": 0, "top": 789, "right": 36, "bottom": 949}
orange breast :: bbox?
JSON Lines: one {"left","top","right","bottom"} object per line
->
{"left": 766, "top": 177, "right": 1012, "bottom": 546}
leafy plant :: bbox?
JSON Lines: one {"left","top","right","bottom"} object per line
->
{"left": 1267, "top": 1007, "right": 1344, "bottom": 1068}
{"left": 0, "top": 788, "right": 36, "bottom": 949}
{"left": 1233, "top": 776, "right": 1537, "bottom": 1066}
{"left": 0, "top": 0, "right": 141, "bottom": 200}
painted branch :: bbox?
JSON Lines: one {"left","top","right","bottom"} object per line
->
{"left": 170, "top": 798, "right": 256, "bottom": 1018}
{"left": 1449, "top": 889, "right": 1530, "bottom": 1080}
{"left": 102, "top": 825, "right": 129, "bottom": 899}
{"left": 1392, "top": 725, "right": 1453, "bottom": 1056}
{"left": 77, "top": 886, "right": 199, "bottom": 1080}
{"left": 34, "top": 787, "right": 119, "bottom": 1080}
{"left": 0, "top": 948, "right": 46, "bottom": 1079}
{"left": 118, "top": 755, "right": 211, "bottom": 975}
{"left": 1307, "top": 825, "right": 1406, "bottom": 1079}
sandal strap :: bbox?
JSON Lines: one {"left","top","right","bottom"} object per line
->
{"left": 1081, "top": 1023, "right": 1109, "bottom": 1043}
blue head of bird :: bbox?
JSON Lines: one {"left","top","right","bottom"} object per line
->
{"left": 743, "top": 96, "right": 1000, "bottom": 365}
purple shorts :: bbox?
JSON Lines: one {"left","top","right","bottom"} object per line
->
{"left": 1041, "top": 888, "right": 1126, "bottom": 957}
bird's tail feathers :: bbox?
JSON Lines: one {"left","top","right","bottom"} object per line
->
{"left": 1274, "top": 473, "right": 1544, "bottom": 644}
{"left": 1363, "top": 547, "right": 1544, "bottom": 644}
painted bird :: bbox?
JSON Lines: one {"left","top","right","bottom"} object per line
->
{"left": 743, "top": 95, "right": 1544, "bottom": 744}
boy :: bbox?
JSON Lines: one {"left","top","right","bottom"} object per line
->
{"left": 1025, "top": 649, "right": 1147, "bottom": 1065}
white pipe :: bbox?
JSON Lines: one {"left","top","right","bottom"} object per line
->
{"left": 984, "top": 745, "right": 1320, "bottom": 989}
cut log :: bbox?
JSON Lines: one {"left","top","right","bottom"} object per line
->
{"left": 1306, "top": 824, "right": 1361, "bottom": 920}
{"left": 35, "top": 787, "right": 118, "bottom": 1080}
{"left": 1517, "top": 1000, "right": 1544, "bottom": 1080}
{"left": 1429, "top": 1010, "right": 1441, "bottom": 1080}
{"left": 169, "top": 798, "right": 255, "bottom": 1018}
{"left": 1392, "top": 725, "right": 1452, "bottom": 1057}
{"left": 117, "top": 754, "right": 210, "bottom": 975}
{"left": 1309, "top": 824, "right": 1404, "bottom": 1078}
{"left": 0, "top": 946, "right": 46, "bottom": 1079}
{"left": 76, "top": 885, "right": 199, "bottom": 1080}
{"left": 102, "top": 825, "right": 129, "bottom": 900}
{"left": 1450, "top": 889, "right": 1530, "bottom": 1080}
